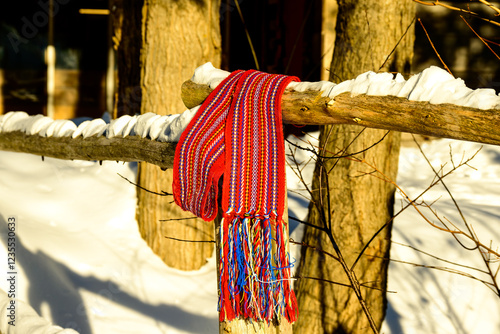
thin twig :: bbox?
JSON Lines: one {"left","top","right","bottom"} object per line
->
{"left": 413, "top": 136, "right": 481, "bottom": 244}
{"left": 285, "top": 130, "right": 390, "bottom": 162}
{"left": 348, "top": 140, "right": 496, "bottom": 273}
{"left": 461, "top": 15, "right": 500, "bottom": 60}
{"left": 295, "top": 275, "right": 394, "bottom": 293}
{"left": 372, "top": 256, "right": 496, "bottom": 290}
{"left": 117, "top": 173, "right": 172, "bottom": 196}
{"left": 418, "top": 18, "right": 453, "bottom": 76}
{"left": 290, "top": 238, "right": 338, "bottom": 261}
{"left": 233, "top": 0, "right": 259, "bottom": 70}
{"left": 164, "top": 236, "right": 215, "bottom": 243}
{"left": 478, "top": 0, "right": 500, "bottom": 15}
{"left": 379, "top": 17, "right": 416, "bottom": 72}
{"left": 410, "top": 137, "right": 500, "bottom": 296}
{"left": 159, "top": 217, "right": 199, "bottom": 222}
{"left": 413, "top": 0, "right": 500, "bottom": 27}
{"left": 288, "top": 216, "right": 325, "bottom": 231}
{"left": 312, "top": 151, "right": 380, "bottom": 333}
{"left": 392, "top": 241, "right": 490, "bottom": 275}
{"left": 289, "top": 128, "right": 388, "bottom": 333}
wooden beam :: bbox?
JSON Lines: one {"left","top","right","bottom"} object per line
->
{"left": 182, "top": 80, "right": 500, "bottom": 147}
{"left": 0, "top": 131, "right": 176, "bottom": 169}
{"left": 2, "top": 77, "right": 500, "bottom": 168}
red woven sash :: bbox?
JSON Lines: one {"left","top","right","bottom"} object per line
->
{"left": 173, "top": 70, "right": 299, "bottom": 323}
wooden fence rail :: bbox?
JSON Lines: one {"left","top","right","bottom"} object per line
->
{"left": 0, "top": 131, "right": 176, "bottom": 169}
{"left": 182, "top": 80, "right": 500, "bottom": 147}
{"left": 1, "top": 71, "right": 500, "bottom": 167}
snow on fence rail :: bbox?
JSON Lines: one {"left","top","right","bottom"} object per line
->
{"left": 183, "top": 63, "right": 500, "bottom": 146}
{"left": 1, "top": 63, "right": 500, "bottom": 168}
{"left": 0, "top": 109, "right": 191, "bottom": 169}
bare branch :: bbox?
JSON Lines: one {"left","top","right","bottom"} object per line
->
{"left": 295, "top": 275, "right": 393, "bottom": 293}
{"left": 373, "top": 255, "right": 497, "bottom": 291}
{"left": 289, "top": 238, "right": 338, "bottom": 262}
{"left": 461, "top": 15, "right": 500, "bottom": 60}
{"left": 164, "top": 236, "right": 215, "bottom": 243}
{"left": 418, "top": 18, "right": 453, "bottom": 75}
{"left": 392, "top": 241, "right": 490, "bottom": 275}
{"left": 117, "top": 173, "right": 172, "bottom": 196}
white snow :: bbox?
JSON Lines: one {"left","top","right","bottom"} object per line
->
{"left": 190, "top": 63, "right": 231, "bottom": 89}
{"left": 0, "top": 155, "right": 219, "bottom": 334}
{"left": 299, "top": 66, "right": 500, "bottom": 110}
{"left": 76, "top": 119, "right": 108, "bottom": 139}
{"left": 0, "top": 108, "right": 199, "bottom": 143}
{"left": 193, "top": 62, "right": 500, "bottom": 110}
{"left": 0, "top": 289, "right": 78, "bottom": 333}
{"left": 0, "top": 135, "right": 499, "bottom": 333}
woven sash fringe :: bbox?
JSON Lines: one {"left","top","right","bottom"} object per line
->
{"left": 218, "top": 213, "right": 298, "bottom": 323}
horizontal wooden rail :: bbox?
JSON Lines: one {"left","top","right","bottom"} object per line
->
{"left": 0, "top": 131, "right": 176, "bottom": 169}
{"left": 182, "top": 80, "right": 500, "bottom": 147}
{"left": 1, "top": 78, "right": 500, "bottom": 169}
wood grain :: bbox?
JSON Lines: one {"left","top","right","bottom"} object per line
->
{"left": 183, "top": 80, "right": 500, "bottom": 146}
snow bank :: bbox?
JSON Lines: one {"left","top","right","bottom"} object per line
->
{"left": 0, "top": 133, "right": 499, "bottom": 333}
{"left": 0, "top": 289, "right": 78, "bottom": 334}
{"left": 0, "top": 152, "right": 219, "bottom": 334}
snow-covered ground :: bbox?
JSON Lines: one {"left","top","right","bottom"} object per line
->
{"left": 382, "top": 139, "right": 500, "bottom": 334}
{"left": 0, "top": 135, "right": 499, "bottom": 334}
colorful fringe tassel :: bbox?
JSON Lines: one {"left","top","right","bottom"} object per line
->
{"left": 173, "top": 69, "right": 299, "bottom": 323}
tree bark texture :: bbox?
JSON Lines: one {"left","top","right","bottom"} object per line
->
{"left": 136, "top": 0, "right": 221, "bottom": 270}
{"left": 295, "top": 1, "right": 415, "bottom": 333}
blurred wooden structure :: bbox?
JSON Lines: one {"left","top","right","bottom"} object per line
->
{"left": 0, "top": 0, "right": 111, "bottom": 119}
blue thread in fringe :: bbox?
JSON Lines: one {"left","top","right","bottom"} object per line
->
{"left": 219, "top": 214, "right": 296, "bottom": 320}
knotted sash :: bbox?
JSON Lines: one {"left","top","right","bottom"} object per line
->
{"left": 173, "top": 70, "right": 299, "bottom": 323}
